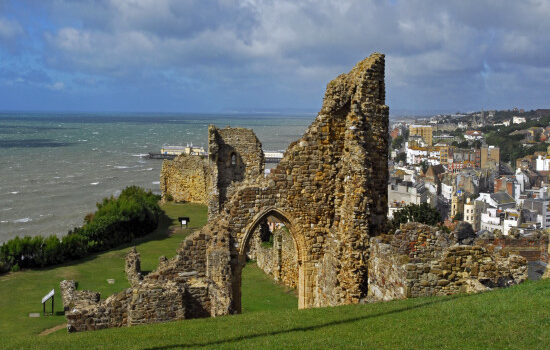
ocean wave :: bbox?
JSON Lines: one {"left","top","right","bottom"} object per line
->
{"left": 132, "top": 153, "right": 148, "bottom": 157}
{"left": 1, "top": 208, "right": 13, "bottom": 211}
{"left": 90, "top": 182, "right": 99, "bottom": 185}
{"left": 0, "top": 220, "right": 7, "bottom": 224}
{"left": 114, "top": 166, "right": 130, "bottom": 169}
{"left": 14, "top": 217, "right": 32, "bottom": 223}
{"left": 152, "top": 181, "right": 160, "bottom": 185}
{"left": 10, "top": 191, "right": 18, "bottom": 194}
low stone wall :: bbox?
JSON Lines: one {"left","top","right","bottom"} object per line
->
{"left": 367, "top": 222, "right": 528, "bottom": 302}
{"left": 67, "top": 289, "right": 132, "bottom": 332}
{"left": 367, "top": 237, "right": 408, "bottom": 301}
{"left": 128, "top": 281, "right": 186, "bottom": 326}
{"left": 475, "top": 234, "right": 549, "bottom": 264}
{"left": 64, "top": 227, "right": 222, "bottom": 332}
{"left": 60, "top": 280, "right": 100, "bottom": 312}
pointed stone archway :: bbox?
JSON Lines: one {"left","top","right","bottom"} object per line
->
{"left": 233, "top": 207, "right": 306, "bottom": 312}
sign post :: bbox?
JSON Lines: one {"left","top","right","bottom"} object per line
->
{"left": 178, "top": 216, "right": 190, "bottom": 229}
{"left": 41, "top": 289, "right": 54, "bottom": 316}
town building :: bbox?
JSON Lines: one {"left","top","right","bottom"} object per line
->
{"left": 513, "top": 116, "right": 526, "bottom": 124}
{"left": 480, "top": 145, "right": 500, "bottom": 169}
{"left": 409, "top": 125, "right": 433, "bottom": 146}
{"left": 388, "top": 178, "right": 428, "bottom": 206}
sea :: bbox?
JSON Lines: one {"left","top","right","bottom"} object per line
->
{"left": 0, "top": 112, "right": 312, "bottom": 244}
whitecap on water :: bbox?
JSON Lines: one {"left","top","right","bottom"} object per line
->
{"left": 14, "top": 218, "right": 32, "bottom": 223}
{"left": 90, "top": 182, "right": 99, "bottom": 185}
{"left": 10, "top": 191, "right": 18, "bottom": 194}
{"left": 92, "top": 132, "right": 99, "bottom": 135}
{"left": 152, "top": 181, "right": 160, "bottom": 185}
{"left": 132, "top": 154, "right": 148, "bottom": 157}
{"left": 114, "top": 166, "right": 130, "bottom": 169}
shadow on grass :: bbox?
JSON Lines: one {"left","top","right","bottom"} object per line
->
{"left": 144, "top": 293, "right": 473, "bottom": 350}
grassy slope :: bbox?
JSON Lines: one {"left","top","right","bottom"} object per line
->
{"left": 2, "top": 202, "right": 550, "bottom": 349}
{"left": 0, "top": 202, "right": 207, "bottom": 342}
{"left": 8, "top": 279, "right": 550, "bottom": 349}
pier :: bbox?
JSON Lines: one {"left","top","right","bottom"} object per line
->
{"left": 146, "top": 151, "right": 283, "bottom": 163}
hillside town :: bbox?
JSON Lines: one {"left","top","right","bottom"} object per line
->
{"left": 390, "top": 108, "right": 550, "bottom": 238}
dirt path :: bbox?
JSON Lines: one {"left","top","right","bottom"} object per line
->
{"left": 39, "top": 323, "right": 67, "bottom": 336}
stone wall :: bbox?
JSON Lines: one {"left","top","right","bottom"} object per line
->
{"left": 475, "top": 234, "right": 549, "bottom": 264}
{"left": 246, "top": 226, "right": 298, "bottom": 289}
{"left": 64, "top": 53, "right": 533, "bottom": 332}
{"left": 160, "top": 154, "right": 211, "bottom": 204}
{"left": 125, "top": 247, "right": 143, "bottom": 287}
{"left": 207, "top": 126, "right": 265, "bottom": 220}
{"left": 65, "top": 53, "right": 390, "bottom": 332}
{"left": 60, "top": 280, "right": 100, "bottom": 312}
{"left": 160, "top": 126, "right": 264, "bottom": 221}
{"left": 367, "top": 223, "right": 528, "bottom": 302}
{"left": 65, "top": 228, "right": 218, "bottom": 332}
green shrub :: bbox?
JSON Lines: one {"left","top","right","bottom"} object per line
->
{"left": 0, "top": 186, "right": 161, "bottom": 273}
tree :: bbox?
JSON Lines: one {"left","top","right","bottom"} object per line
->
{"left": 452, "top": 212, "right": 463, "bottom": 222}
{"left": 420, "top": 161, "right": 429, "bottom": 174}
{"left": 472, "top": 140, "right": 482, "bottom": 149}
{"left": 390, "top": 203, "right": 442, "bottom": 230}
{"left": 392, "top": 135, "right": 405, "bottom": 150}
{"left": 394, "top": 152, "right": 406, "bottom": 164}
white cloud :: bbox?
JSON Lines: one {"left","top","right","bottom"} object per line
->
{"left": 48, "top": 81, "right": 65, "bottom": 90}
{"left": 0, "top": 17, "right": 22, "bottom": 40}
{"left": 16, "top": 0, "right": 550, "bottom": 111}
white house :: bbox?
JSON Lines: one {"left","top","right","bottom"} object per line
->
{"left": 480, "top": 207, "right": 502, "bottom": 233}
{"left": 536, "top": 155, "right": 550, "bottom": 171}
{"left": 513, "top": 116, "right": 526, "bottom": 124}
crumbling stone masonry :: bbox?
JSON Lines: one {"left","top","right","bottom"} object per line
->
{"left": 59, "top": 280, "right": 100, "bottom": 312}
{"left": 64, "top": 53, "right": 527, "bottom": 333}
{"left": 207, "top": 126, "right": 265, "bottom": 220}
{"left": 475, "top": 232, "right": 549, "bottom": 280}
{"left": 367, "top": 223, "right": 527, "bottom": 302}
{"left": 246, "top": 226, "right": 298, "bottom": 289}
{"left": 160, "top": 126, "right": 264, "bottom": 221}
{"left": 160, "top": 154, "right": 211, "bottom": 204}
{"left": 65, "top": 53, "right": 389, "bottom": 331}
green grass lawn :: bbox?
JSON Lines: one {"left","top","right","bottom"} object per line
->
{"left": 2, "top": 202, "right": 550, "bottom": 349}
{"left": 0, "top": 202, "right": 207, "bottom": 341}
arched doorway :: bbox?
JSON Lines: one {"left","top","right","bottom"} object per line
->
{"left": 232, "top": 208, "right": 305, "bottom": 313}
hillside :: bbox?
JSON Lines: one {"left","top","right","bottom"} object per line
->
{"left": 1, "top": 203, "right": 549, "bottom": 349}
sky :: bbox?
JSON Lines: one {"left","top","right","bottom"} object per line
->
{"left": 0, "top": 0, "right": 549, "bottom": 115}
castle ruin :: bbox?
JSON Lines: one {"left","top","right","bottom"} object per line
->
{"left": 62, "top": 53, "right": 527, "bottom": 332}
